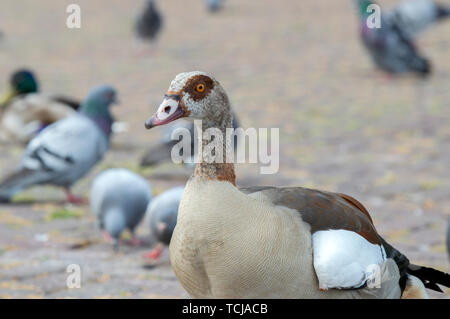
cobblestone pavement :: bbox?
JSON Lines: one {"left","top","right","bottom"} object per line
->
{"left": 0, "top": 0, "right": 449, "bottom": 298}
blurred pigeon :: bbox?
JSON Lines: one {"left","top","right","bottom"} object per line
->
{"left": 144, "top": 186, "right": 184, "bottom": 260}
{"left": 90, "top": 168, "right": 152, "bottom": 249}
{"left": 206, "top": 0, "right": 224, "bottom": 12}
{"left": 0, "top": 85, "right": 117, "bottom": 203}
{"left": 135, "top": 0, "right": 163, "bottom": 42}
{"left": 393, "top": 0, "right": 450, "bottom": 39}
{"left": 355, "top": 0, "right": 449, "bottom": 75}
{"left": 140, "top": 111, "right": 240, "bottom": 167}
{"left": 140, "top": 120, "right": 194, "bottom": 167}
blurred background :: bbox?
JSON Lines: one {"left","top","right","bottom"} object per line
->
{"left": 0, "top": 0, "right": 449, "bottom": 298}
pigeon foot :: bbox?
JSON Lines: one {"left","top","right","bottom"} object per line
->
{"left": 143, "top": 243, "right": 164, "bottom": 261}
{"left": 64, "top": 189, "right": 86, "bottom": 205}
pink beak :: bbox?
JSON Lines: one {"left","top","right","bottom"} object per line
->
{"left": 145, "top": 94, "right": 187, "bottom": 129}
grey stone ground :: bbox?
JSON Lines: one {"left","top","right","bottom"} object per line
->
{"left": 0, "top": 0, "right": 449, "bottom": 298}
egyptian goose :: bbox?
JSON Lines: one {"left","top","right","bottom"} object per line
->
{"left": 144, "top": 71, "right": 450, "bottom": 298}
{"left": 0, "top": 69, "right": 80, "bottom": 144}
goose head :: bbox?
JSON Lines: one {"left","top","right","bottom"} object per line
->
{"left": 145, "top": 71, "right": 231, "bottom": 129}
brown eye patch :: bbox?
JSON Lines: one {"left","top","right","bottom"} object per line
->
{"left": 183, "top": 74, "right": 214, "bottom": 101}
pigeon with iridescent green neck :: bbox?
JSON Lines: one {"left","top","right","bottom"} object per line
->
{"left": 354, "top": 0, "right": 449, "bottom": 76}
{"left": 0, "top": 85, "right": 117, "bottom": 203}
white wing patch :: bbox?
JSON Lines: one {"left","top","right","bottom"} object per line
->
{"left": 312, "top": 229, "right": 386, "bottom": 290}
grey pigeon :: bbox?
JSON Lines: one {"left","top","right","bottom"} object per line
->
{"left": 393, "top": 0, "right": 450, "bottom": 39}
{"left": 90, "top": 168, "right": 152, "bottom": 249}
{"left": 135, "top": 0, "right": 163, "bottom": 42}
{"left": 140, "top": 111, "right": 240, "bottom": 167}
{"left": 0, "top": 85, "right": 117, "bottom": 203}
{"left": 355, "top": 0, "right": 449, "bottom": 76}
{"left": 206, "top": 0, "right": 224, "bottom": 12}
{"left": 145, "top": 186, "right": 183, "bottom": 260}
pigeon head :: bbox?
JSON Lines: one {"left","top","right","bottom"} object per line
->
{"left": 148, "top": 186, "right": 184, "bottom": 245}
{"left": 81, "top": 85, "right": 118, "bottom": 112}
{"left": 145, "top": 0, "right": 156, "bottom": 10}
{"left": 1, "top": 69, "right": 38, "bottom": 106}
{"left": 80, "top": 85, "right": 118, "bottom": 137}
{"left": 207, "top": 0, "right": 223, "bottom": 13}
{"left": 153, "top": 209, "right": 177, "bottom": 245}
{"left": 145, "top": 71, "right": 231, "bottom": 129}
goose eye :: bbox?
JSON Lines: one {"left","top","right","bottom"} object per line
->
{"left": 195, "top": 83, "right": 205, "bottom": 93}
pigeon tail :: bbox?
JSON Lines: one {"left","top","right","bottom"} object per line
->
{"left": 0, "top": 168, "right": 43, "bottom": 202}
{"left": 411, "top": 56, "right": 432, "bottom": 76}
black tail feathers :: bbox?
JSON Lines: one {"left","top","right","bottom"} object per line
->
{"left": 52, "top": 96, "right": 81, "bottom": 111}
{"left": 407, "top": 264, "right": 450, "bottom": 293}
{"left": 414, "top": 57, "right": 432, "bottom": 76}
